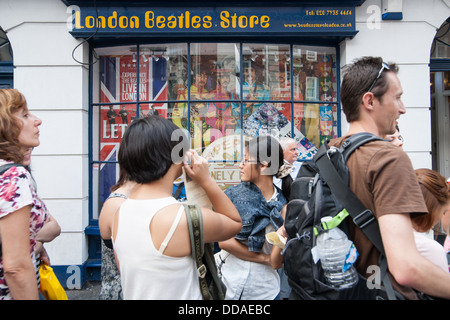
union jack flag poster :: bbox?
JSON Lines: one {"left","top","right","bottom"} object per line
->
{"left": 98, "top": 53, "right": 167, "bottom": 204}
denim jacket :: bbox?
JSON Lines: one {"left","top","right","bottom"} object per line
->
{"left": 225, "top": 182, "right": 286, "bottom": 252}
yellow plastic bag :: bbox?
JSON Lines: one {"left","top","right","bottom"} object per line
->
{"left": 39, "top": 264, "right": 68, "bottom": 300}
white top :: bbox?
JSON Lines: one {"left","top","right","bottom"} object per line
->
{"left": 220, "top": 187, "right": 280, "bottom": 300}
{"left": 113, "top": 197, "right": 202, "bottom": 300}
{"left": 413, "top": 231, "right": 449, "bottom": 273}
{"left": 220, "top": 227, "right": 280, "bottom": 300}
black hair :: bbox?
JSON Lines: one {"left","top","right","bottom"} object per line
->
{"left": 118, "top": 115, "right": 189, "bottom": 184}
{"left": 246, "top": 135, "right": 284, "bottom": 176}
{"left": 246, "top": 135, "right": 292, "bottom": 199}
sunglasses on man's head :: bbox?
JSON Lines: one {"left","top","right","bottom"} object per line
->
{"left": 367, "top": 62, "right": 391, "bottom": 93}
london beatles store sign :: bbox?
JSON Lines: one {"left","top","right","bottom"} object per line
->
{"left": 69, "top": 6, "right": 356, "bottom": 37}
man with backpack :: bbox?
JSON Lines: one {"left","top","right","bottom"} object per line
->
{"left": 326, "top": 57, "right": 450, "bottom": 299}
{"left": 283, "top": 56, "right": 450, "bottom": 300}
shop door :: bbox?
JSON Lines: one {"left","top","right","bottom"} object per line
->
{"left": 430, "top": 71, "right": 450, "bottom": 179}
{"left": 430, "top": 18, "right": 450, "bottom": 179}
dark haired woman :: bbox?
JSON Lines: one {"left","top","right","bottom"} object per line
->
{"left": 218, "top": 135, "right": 289, "bottom": 300}
{"left": 98, "top": 169, "right": 137, "bottom": 300}
{"left": 111, "top": 115, "right": 241, "bottom": 300}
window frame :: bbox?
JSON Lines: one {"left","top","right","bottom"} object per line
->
{"left": 88, "top": 41, "right": 341, "bottom": 225}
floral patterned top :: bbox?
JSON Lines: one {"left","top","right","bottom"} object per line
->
{"left": 0, "top": 159, "right": 48, "bottom": 300}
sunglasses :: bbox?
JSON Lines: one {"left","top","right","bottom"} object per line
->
{"left": 367, "top": 62, "right": 391, "bottom": 93}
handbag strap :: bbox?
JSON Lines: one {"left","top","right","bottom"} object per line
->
{"left": 184, "top": 204, "right": 211, "bottom": 300}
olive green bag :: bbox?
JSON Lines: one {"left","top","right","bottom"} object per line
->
{"left": 184, "top": 204, "right": 226, "bottom": 300}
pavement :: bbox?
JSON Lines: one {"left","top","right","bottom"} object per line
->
{"left": 65, "top": 281, "right": 102, "bottom": 300}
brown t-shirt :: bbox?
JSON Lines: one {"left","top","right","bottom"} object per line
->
{"left": 330, "top": 135, "right": 428, "bottom": 300}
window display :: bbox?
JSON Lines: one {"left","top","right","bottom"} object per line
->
{"left": 91, "top": 42, "right": 339, "bottom": 212}
{"left": 292, "top": 45, "right": 338, "bottom": 146}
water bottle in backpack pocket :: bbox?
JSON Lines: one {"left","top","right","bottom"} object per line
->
{"left": 283, "top": 201, "right": 364, "bottom": 299}
{"left": 313, "top": 216, "right": 358, "bottom": 289}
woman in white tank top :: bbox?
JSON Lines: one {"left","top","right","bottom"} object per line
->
{"left": 111, "top": 116, "right": 241, "bottom": 300}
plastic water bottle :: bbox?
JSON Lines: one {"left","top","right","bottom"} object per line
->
{"left": 316, "top": 216, "right": 358, "bottom": 289}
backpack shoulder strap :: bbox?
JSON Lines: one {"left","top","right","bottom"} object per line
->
{"left": 0, "top": 163, "right": 25, "bottom": 175}
{"left": 315, "top": 135, "right": 401, "bottom": 299}
{"left": 314, "top": 136, "right": 385, "bottom": 256}
{"left": 184, "top": 204, "right": 211, "bottom": 300}
{"left": 341, "top": 132, "right": 385, "bottom": 161}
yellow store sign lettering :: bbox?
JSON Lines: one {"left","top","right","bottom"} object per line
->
{"left": 219, "top": 11, "right": 270, "bottom": 29}
{"left": 75, "top": 10, "right": 270, "bottom": 30}
{"left": 145, "top": 11, "right": 213, "bottom": 29}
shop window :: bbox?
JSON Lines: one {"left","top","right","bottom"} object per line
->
{"left": 0, "top": 27, "right": 13, "bottom": 88}
{"left": 431, "top": 19, "right": 450, "bottom": 59}
{"left": 90, "top": 42, "right": 338, "bottom": 218}
{"left": 293, "top": 45, "right": 338, "bottom": 146}
{"left": 0, "top": 27, "right": 12, "bottom": 62}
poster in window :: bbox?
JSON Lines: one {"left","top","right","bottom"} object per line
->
{"left": 305, "top": 77, "right": 319, "bottom": 101}
{"left": 99, "top": 54, "right": 163, "bottom": 203}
